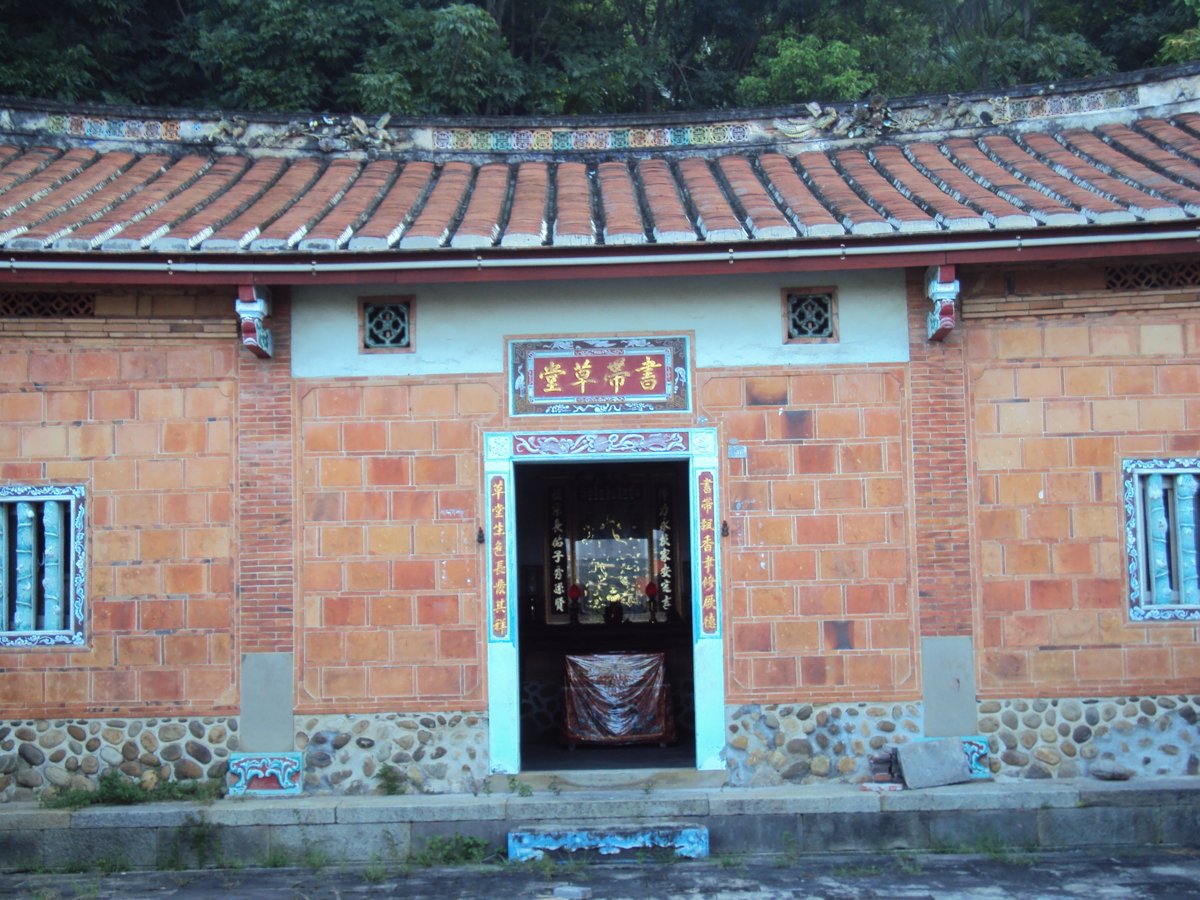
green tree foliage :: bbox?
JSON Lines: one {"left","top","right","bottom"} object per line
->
{"left": 0, "top": 0, "right": 1192, "bottom": 115}
{"left": 352, "top": 4, "right": 526, "bottom": 115}
{"left": 736, "top": 35, "right": 876, "bottom": 106}
{"left": 1158, "top": 0, "right": 1200, "bottom": 63}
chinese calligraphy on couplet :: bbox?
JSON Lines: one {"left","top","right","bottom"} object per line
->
{"left": 490, "top": 476, "right": 509, "bottom": 639}
{"left": 698, "top": 471, "right": 718, "bottom": 636}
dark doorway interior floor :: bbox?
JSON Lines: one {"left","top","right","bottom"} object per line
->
{"left": 520, "top": 737, "right": 696, "bottom": 771}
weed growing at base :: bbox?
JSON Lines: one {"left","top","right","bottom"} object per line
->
{"left": 410, "top": 834, "right": 499, "bottom": 866}
{"left": 40, "top": 771, "right": 225, "bottom": 810}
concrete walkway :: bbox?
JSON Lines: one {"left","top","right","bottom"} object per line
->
{"left": 1, "top": 774, "right": 1198, "bottom": 872}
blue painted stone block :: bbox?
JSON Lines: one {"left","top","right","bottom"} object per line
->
{"left": 508, "top": 824, "right": 709, "bottom": 861}
{"left": 962, "top": 735, "right": 991, "bottom": 779}
{"left": 227, "top": 751, "right": 304, "bottom": 797}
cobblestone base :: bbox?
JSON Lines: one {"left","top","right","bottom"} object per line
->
{"left": 295, "top": 712, "right": 489, "bottom": 795}
{"left": 724, "top": 702, "right": 924, "bottom": 786}
{"left": 0, "top": 718, "right": 237, "bottom": 802}
{"left": 980, "top": 695, "right": 1200, "bottom": 779}
{"left": 726, "top": 696, "right": 1200, "bottom": 786}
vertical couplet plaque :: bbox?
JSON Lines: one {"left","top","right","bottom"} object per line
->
{"left": 490, "top": 475, "right": 509, "bottom": 639}
{"left": 697, "top": 471, "right": 718, "bottom": 636}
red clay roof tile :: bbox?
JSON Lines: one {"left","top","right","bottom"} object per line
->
{"left": 251, "top": 158, "right": 363, "bottom": 251}
{"left": 452, "top": 162, "right": 510, "bottom": 249}
{"left": 638, "top": 159, "right": 695, "bottom": 243}
{"left": 153, "top": 157, "right": 283, "bottom": 251}
{"left": 502, "top": 162, "right": 549, "bottom": 247}
{"left": 1017, "top": 133, "right": 1180, "bottom": 221}
{"left": 943, "top": 138, "right": 1086, "bottom": 225}
{"left": 978, "top": 136, "right": 1132, "bottom": 223}
{"left": 833, "top": 149, "right": 937, "bottom": 232}
{"left": 0, "top": 91, "right": 1198, "bottom": 257}
{"left": 757, "top": 154, "right": 844, "bottom": 236}
{"left": 596, "top": 161, "right": 645, "bottom": 245}
{"left": 1059, "top": 129, "right": 1200, "bottom": 214}
{"left": 0, "top": 151, "right": 138, "bottom": 246}
{"left": 716, "top": 156, "right": 794, "bottom": 240}
{"left": 14, "top": 155, "right": 170, "bottom": 250}
{"left": 866, "top": 145, "right": 987, "bottom": 231}
{"left": 351, "top": 161, "right": 435, "bottom": 250}
{"left": 677, "top": 157, "right": 745, "bottom": 241}
{"left": 798, "top": 151, "right": 892, "bottom": 235}
{"left": 903, "top": 143, "right": 1036, "bottom": 229}
{"left": 402, "top": 161, "right": 473, "bottom": 249}
{"left": 301, "top": 160, "right": 398, "bottom": 251}
{"left": 554, "top": 163, "right": 594, "bottom": 245}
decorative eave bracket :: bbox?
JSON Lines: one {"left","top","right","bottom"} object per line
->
{"left": 235, "top": 285, "right": 273, "bottom": 358}
{"left": 925, "top": 265, "right": 959, "bottom": 342}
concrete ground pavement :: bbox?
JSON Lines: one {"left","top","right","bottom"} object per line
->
{"left": 3, "top": 848, "right": 1200, "bottom": 898}
{"left": 1, "top": 772, "right": 1198, "bottom": 888}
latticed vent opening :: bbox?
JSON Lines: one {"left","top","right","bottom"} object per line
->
{"left": 363, "top": 300, "right": 411, "bottom": 349}
{"left": 0, "top": 292, "right": 97, "bottom": 318}
{"left": 1105, "top": 263, "right": 1200, "bottom": 292}
{"left": 786, "top": 291, "right": 835, "bottom": 340}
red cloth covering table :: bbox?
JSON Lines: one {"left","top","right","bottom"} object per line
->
{"left": 563, "top": 652, "right": 676, "bottom": 746}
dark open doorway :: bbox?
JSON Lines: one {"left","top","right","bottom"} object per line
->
{"left": 514, "top": 460, "right": 696, "bottom": 770}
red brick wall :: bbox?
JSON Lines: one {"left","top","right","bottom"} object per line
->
{"left": 0, "top": 306, "right": 237, "bottom": 717}
{"left": 707, "top": 366, "right": 917, "bottom": 704}
{"left": 907, "top": 271, "right": 974, "bottom": 638}
{"left": 237, "top": 295, "right": 296, "bottom": 653}
{"left": 968, "top": 294, "right": 1200, "bottom": 696}
{"left": 295, "top": 376, "right": 502, "bottom": 713}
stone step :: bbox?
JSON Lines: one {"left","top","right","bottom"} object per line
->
{"left": 490, "top": 767, "right": 726, "bottom": 794}
{"left": 508, "top": 822, "right": 709, "bottom": 861}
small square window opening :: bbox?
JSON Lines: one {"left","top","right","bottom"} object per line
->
{"left": 361, "top": 297, "right": 413, "bottom": 352}
{"left": 784, "top": 290, "right": 837, "bottom": 342}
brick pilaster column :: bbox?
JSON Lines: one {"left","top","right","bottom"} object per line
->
{"left": 907, "top": 271, "right": 973, "bottom": 637}
{"left": 236, "top": 293, "right": 295, "bottom": 653}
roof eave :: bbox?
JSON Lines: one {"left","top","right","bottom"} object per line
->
{"left": 0, "top": 223, "right": 1195, "bottom": 288}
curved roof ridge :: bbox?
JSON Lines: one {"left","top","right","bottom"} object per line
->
{"left": 0, "top": 64, "right": 1197, "bottom": 162}
{"left": 0, "top": 66, "right": 1199, "bottom": 258}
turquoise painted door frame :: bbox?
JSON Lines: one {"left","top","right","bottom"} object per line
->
{"left": 483, "top": 429, "right": 725, "bottom": 773}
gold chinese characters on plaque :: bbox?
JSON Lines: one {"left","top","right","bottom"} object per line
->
{"left": 509, "top": 336, "right": 690, "bottom": 416}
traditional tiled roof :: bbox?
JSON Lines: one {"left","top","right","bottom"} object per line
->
{"left": 1, "top": 66, "right": 1200, "bottom": 257}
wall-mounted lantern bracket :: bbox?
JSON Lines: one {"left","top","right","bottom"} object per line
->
{"left": 236, "top": 285, "right": 273, "bottom": 358}
{"left": 925, "top": 265, "right": 959, "bottom": 342}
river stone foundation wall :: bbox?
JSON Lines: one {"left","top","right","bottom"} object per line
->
{"left": 3, "top": 697, "right": 1196, "bottom": 800}
{"left": 724, "top": 702, "right": 926, "bottom": 786}
{"left": 0, "top": 718, "right": 238, "bottom": 803}
{"left": 980, "top": 695, "right": 1200, "bottom": 779}
{"left": 295, "top": 712, "right": 489, "bottom": 795}
{"left": 725, "top": 696, "right": 1200, "bottom": 786}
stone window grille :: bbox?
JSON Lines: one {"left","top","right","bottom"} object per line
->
{"left": 0, "top": 292, "right": 97, "bottom": 318}
{"left": 1123, "top": 459, "right": 1200, "bottom": 621}
{"left": 1105, "top": 263, "right": 1200, "bottom": 292}
{"left": 784, "top": 289, "right": 837, "bottom": 342}
{"left": 0, "top": 484, "right": 87, "bottom": 647}
{"left": 361, "top": 297, "right": 413, "bottom": 352}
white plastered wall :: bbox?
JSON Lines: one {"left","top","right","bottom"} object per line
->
{"left": 291, "top": 269, "right": 908, "bottom": 377}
